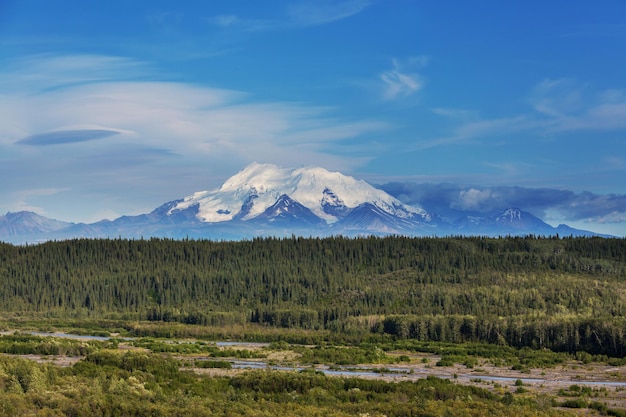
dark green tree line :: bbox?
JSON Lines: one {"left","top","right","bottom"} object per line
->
{"left": 1, "top": 236, "right": 625, "bottom": 354}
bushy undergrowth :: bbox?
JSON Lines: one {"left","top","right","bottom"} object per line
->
{"left": 0, "top": 333, "right": 108, "bottom": 356}
{"left": 0, "top": 352, "right": 576, "bottom": 416}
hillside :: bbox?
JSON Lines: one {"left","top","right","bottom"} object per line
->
{"left": 1, "top": 236, "right": 626, "bottom": 355}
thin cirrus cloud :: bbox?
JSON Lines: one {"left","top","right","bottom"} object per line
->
{"left": 208, "top": 0, "right": 371, "bottom": 32}
{"left": 380, "top": 57, "right": 427, "bottom": 100}
{"left": 0, "top": 53, "right": 390, "bottom": 222}
{"left": 414, "top": 115, "right": 543, "bottom": 151}
{"left": 529, "top": 78, "right": 626, "bottom": 131}
{"left": 1, "top": 54, "right": 386, "bottom": 168}
{"left": 0, "top": 54, "right": 149, "bottom": 93}
{"left": 286, "top": 0, "right": 371, "bottom": 26}
{"left": 420, "top": 78, "right": 626, "bottom": 151}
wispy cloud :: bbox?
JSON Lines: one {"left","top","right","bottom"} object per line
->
{"left": 208, "top": 0, "right": 371, "bottom": 32}
{"left": 0, "top": 54, "right": 388, "bottom": 221}
{"left": 286, "top": 0, "right": 371, "bottom": 26}
{"left": 417, "top": 114, "right": 544, "bottom": 150}
{"left": 210, "top": 14, "right": 242, "bottom": 28}
{"left": 0, "top": 54, "right": 150, "bottom": 93}
{"left": 431, "top": 108, "right": 478, "bottom": 121}
{"left": 529, "top": 78, "right": 585, "bottom": 117}
{"left": 422, "top": 78, "right": 626, "bottom": 151}
{"left": 1, "top": 55, "right": 386, "bottom": 154}
{"left": 380, "top": 57, "right": 427, "bottom": 100}
{"left": 8, "top": 188, "right": 69, "bottom": 217}
{"left": 529, "top": 78, "right": 626, "bottom": 131}
{"left": 146, "top": 11, "right": 184, "bottom": 32}
{"left": 207, "top": 14, "right": 273, "bottom": 32}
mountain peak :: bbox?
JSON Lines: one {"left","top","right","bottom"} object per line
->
{"left": 1, "top": 167, "right": 611, "bottom": 243}
{"left": 169, "top": 163, "right": 427, "bottom": 224}
{"left": 0, "top": 211, "right": 72, "bottom": 238}
{"left": 496, "top": 208, "right": 523, "bottom": 223}
{"left": 220, "top": 163, "right": 283, "bottom": 192}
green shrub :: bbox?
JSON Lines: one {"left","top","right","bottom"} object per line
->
{"left": 195, "top": 360, "right": 232, "bottom": 369}
{"left": 561, "top": 398, "right": 587, "bottom": 408}
{"left": 436, "top": 359, "right": 454, "bottom": 367}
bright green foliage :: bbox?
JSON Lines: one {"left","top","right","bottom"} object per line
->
{"left": 127, "top": 338, "right": 265, "bottom": 359}
{"left": 0, "top": 354, "right": 574, "bottom": 416}
{"left": 296, "top": 345, "right": 388, "bottom": 365}
{"left": 0, "top": 333, "right": 105, "bottom": 356}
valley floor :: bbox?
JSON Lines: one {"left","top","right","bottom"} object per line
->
{"left": 2, "top": 329, "right": 626, "bottom": 415}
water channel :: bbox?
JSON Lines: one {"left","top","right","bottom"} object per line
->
{"left": 18, "top": 331, "right": 626, "bottom": 388}
{"left": 224, "top": 359, "right": 626, "bottom": 387}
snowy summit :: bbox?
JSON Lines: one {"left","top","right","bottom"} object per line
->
{"left": 169, "top": 163, "right": 428, "bottom": 224}
{"left": 0, "top": 162, "right": 609, "bottom": 244}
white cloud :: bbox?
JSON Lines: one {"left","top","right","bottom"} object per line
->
{"left": 1, "top": 55, "right": 386, "bottom": 154}
{"left": 207, "top": 14, "right": 272, "bottom": 32}
{"left": 208, "top": 0, "right": 371, "bottom": 32}
{"left": 415, "top": 115, "right": 545, "bottom": 151}
{"left": 431, "top": 108, "right": 478, "bottom": 121}
{"left": 0, "top": 54, "right": 388, "bottom": 221}
{"left": 530, "top": 78, "right": 585, "bottom": 117}
{"left": 590, "top": 211, "right": 626, "bottom": 224}
{"left": 7, "top": 188, "right": 69, "bottom": 217}
{"left": 380, "top": 58, "right": 425, "bottom": 100}
{"left": 420, "top": 79, "right": 626, "bottom": 152}
{"left": 286, "top": 0, "right": 371, "bottom": 26}
{"left": 454, "top": 116, "right": 535, "bottom": 139}
{"left": 0, "top": 54, "right": 150, "bottom": 93}
{"left": 210, "top": 14, "right": 241, "bottom": 27}
{"left": 454, "top": 188, "right": 494, "bottom": 211}
{"left": 529, "top": 78, "right": 626, "bottom": 131}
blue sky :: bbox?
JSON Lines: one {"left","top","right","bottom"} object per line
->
{"left": 1, "top": 0, "right": 626, "bottom": 235}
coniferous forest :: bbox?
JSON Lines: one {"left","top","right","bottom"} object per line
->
{"left": 2, "top": 236, "right": 626, "bottom": 356}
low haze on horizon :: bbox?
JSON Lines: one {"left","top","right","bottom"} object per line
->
{"left": 1, "top": 1, "right": 625, "bottom": 236}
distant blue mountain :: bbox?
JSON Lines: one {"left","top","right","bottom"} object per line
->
{"left": 0, "top": 164, "right": 612, "bottom": 244}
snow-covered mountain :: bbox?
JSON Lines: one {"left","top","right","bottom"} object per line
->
{"left": 0, "top": 163, "right": 612, "bottom": 244}
{"left": 168, "top": 163, "right": 430, "bottom": 224}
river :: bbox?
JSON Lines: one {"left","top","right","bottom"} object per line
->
{"left": 13, "top": 331, "right": 626, "bottom": 388}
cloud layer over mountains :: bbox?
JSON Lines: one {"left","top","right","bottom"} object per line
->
{"left": 381, "top": 182, "right": 626, "bottom": 233}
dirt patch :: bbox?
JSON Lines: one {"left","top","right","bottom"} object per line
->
{"left": 2, "top": 354, "right": 82, "bottom": 367}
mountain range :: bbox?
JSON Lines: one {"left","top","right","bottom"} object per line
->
{"left": 0, "top": 163, "right": 608, "bottom": 244}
